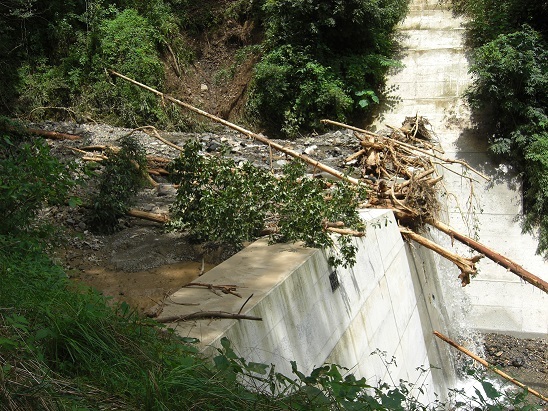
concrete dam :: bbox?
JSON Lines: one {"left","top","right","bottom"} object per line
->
{"left": 158, "top": 0, "right": 547, "bottom": 401}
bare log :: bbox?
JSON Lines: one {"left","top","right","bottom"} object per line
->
{"left": 157, "top": 311, "right": 262, "bottom": 323}
{"left": 127, "top": 209, "right": 169, "bottom": 223}
{"left": 400, "top": 227, "right": 484, "bottom": 286}
{"left": 345, "top": 149, "right": 366, "bottom": 163}
{"left": 427, "top": 219, "right": 548, "bottom": 294}
{"left": 326, "top": 227, "right": 366, "bottom": 237}
{"left": 108, "top": 70, "right": 362, "bottom": 186}
{"left": 434, "top": 331, "right": 548, "bottom": 402}
{"left": 25, "top": 128, "right": 81, "bottom": 141}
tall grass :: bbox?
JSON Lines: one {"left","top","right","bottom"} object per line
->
{"left": 0, "top": 234, "right": 277, "bottom": 410}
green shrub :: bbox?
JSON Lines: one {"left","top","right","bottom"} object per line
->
{"left": 466, "top": 26, "right": 548, "bottom": 255}
{"left": 86, "top": 8, "right": 166, "bottom": 125}
{"left": 248, "top": 45, "right": 353, "bottom": 136}
{"left": 88, "top": 134, "right": 149, "bottom": 233}
{"left": 0, "top": 120, "right": 77, "bottom": 235}
{"left": 247, "top": 0, "right": 408, "bottom": 136}
{"left": 168, "top": 140, "right": 366, "bottom": 267}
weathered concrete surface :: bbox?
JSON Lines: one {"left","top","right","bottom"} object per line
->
{"left": 159, "top": 209, "right": 453, "bottom": 401}
{"left": 374, "top": 0, "right": 547, "bottom": 336}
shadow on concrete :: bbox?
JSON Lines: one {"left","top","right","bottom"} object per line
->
{"left": 453, "top": 110, "right": 521, "bottom": 193}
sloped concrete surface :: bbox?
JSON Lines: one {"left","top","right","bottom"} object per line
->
{"left": 375, "top": 0, "right": 547, "bottom": 336}
{"left": 159, "top": 210, "right": 451, "bottom": 402}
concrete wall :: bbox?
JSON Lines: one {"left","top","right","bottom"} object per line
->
{"left": 373, "top": 0, "right": 548, "bottom": 336}
{"left": 159, "top": 209, "right": 454, "bottom": 401}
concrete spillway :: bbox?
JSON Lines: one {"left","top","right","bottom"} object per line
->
{"left": 374, "top": 0, "right": 547, "bottom": 336}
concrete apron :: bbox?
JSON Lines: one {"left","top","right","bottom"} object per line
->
{"left": 158, "top": 209, "right": 454, "bottom": 402}
{"left": 373, "top": 0, "right": 547, "bottom": 336}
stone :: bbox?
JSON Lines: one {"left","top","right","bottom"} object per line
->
{"left": 200, "top": 84, "right": 209, "bottom": 91}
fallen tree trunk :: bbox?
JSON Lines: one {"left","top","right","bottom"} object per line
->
{"left": 434, "top": 331, "right": 548, "bottom": 402}
{"left": 108, "top": 70, "right": 362, "bottom": 186}
{"left": 427, "top": 219, "right": 548, "bottom": 294}
{"left": 400, "top": 227, "right": 484, "bottom": 286}
{"left": 127, "top": 209, "right": 169, "bottom": 223}
{"left": 25, "top": 127, "right": 81, "bottom": 141}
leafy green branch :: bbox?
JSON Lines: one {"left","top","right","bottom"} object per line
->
{"left": 168, "top": 140, "right": 367, "bottom": 267}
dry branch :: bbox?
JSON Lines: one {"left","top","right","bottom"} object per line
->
{"left": 137, "top": 126, "right": 185, "bottom": 152}
{"left": 108, "top": 70, "right": 363, "bottom": 186}
{"left": 434, "top": 331, "right": 548, "bottom": 402}
{"left": 427, "top": 219, "right": 548, "bottom": 294}
{"left": 400, "top": 227, "right": 484, "bottom": 286}
{"left": 185, "top": 282, "right": 242, "bottom": 298}
{"left": 157, "top": 311, "right": 262, "bottom": 323}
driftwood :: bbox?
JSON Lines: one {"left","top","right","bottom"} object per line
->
{"left": 108, "top": 69, "right": 362, "bottom": 186}
{"left": 25, "top": 127, "right": 81, "bottom": 141}
{"left": 434, "top": 331, "right": 548, "bottom": 402}
{"left": 322, "top": 119, "right": 490, "bottom": 182}
{"left": 157, "top": 311, "right": 262, "bottom": 323}
{"left": 400, "top": 227, "right": 484, "bottom": 286}
{"left": 428, "top": 219, "right": 548, "bottom": 294}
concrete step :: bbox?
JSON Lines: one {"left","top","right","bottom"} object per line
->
{"left": 400, "top": 10, "right": 466, "bottom": 31}
{"left": 398, "top": 29, "right": 465, "bottom": 50}
{"left": 407, "top": 0, "right": 452, "bottom": 12}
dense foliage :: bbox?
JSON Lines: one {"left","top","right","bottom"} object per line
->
{"left": 247, "top": 0, "right": 409, "bottom": 135}
{"left": 0, "top": 0, "right": 408, "bottom": 135}
{"left": 0, "top": 0, "right": 192, "bottom": 126}
{"left": 451, "top": 0, "right": 548, "bottom": 255}
{"left": 168, "top": 140, "right": 367, "bottom": 267}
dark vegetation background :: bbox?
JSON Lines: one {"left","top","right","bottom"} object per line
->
{"left": 0, "top": 0, "right": 408, "bottom": 134}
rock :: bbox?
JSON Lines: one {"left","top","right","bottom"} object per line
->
{"left": 495, "top": 351, "right": 503, "bottom": 357}
{"left": 512, "top": 357, "right": 525, "bottom": 367}
{"left": 304, "top": 145, "right": 317, "bottom": 155}
{"left": 200, "top": 84, "right": 209, "bottom": 91}
{"left": 206, "top": 141, "right": 222, "bottom": 152}
{"left": 156, "top": 184, "right": 176, "bottom": 197}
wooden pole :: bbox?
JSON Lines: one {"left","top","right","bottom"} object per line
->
{"left": 108, "top": 70, "right": 362, "bottom": 186}
{"left": 433, "top": 331, "right": 548, "bottom": 402}
{"left": 428, "top": 219, "right": 548, "bottom": 294}
{"left": 400, "top": 227, "right": 483, "bottom": 286}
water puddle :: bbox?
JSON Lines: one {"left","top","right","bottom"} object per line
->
{"left": 73, "top": 261, "right": 215, "bottom": 312}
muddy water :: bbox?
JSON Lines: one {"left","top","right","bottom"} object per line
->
{"left": 74, "top": 260, "right": 215, "bottom": 312}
